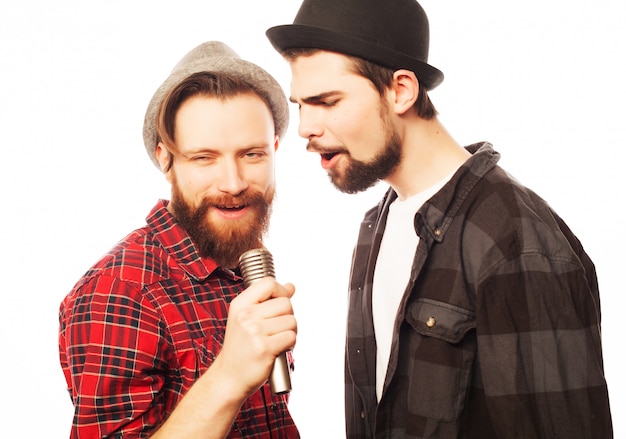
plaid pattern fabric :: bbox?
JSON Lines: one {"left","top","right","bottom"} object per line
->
{"left": 59, "top": 200, "right": 298, "bottom": 438}
{"left": 345, "top": 143, "right": 613, "bottom": 438}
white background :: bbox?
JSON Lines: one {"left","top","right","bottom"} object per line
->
{"left": 1, "top": 0, "right": 624, "bottom": 437}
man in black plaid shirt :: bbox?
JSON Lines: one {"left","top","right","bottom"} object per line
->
{"left": 267, "top": 0, "right": 613, "bottom": 437}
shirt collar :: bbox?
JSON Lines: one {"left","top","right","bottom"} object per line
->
{"left": 146, "top": 199, "right": 223, "bottom": 281}
{"left": 377, "top": 142, "right": 500, "bottom": 244}
{"left": 419, "top": 142, "right": 500, "bottom": 242}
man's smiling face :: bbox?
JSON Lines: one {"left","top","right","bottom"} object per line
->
{"left": 158, "top": 92, "right": 278, "bottom": 267}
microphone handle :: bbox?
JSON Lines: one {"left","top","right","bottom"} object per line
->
{"left": 239, "top": 248, "right": 292, "bottom": 395}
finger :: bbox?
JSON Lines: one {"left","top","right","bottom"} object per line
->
{"left": 242, "top": 296, "right": 294, "bottom": 323}
{"left": 236, "top": 279, "right": 296, "bottom": 306}
{"left": 264, "top": 314, "right": 298, "bottom": 338}
{"left": 235, "top": 277, "right": 281, "bottom": 305}
{"left": 279, "top": 282, "right": 296, "bottom": 298}
{"left": 264, "top": 318, "right": 297, "bottom": 355}
{"left": 270, "top": 329, "right": 297, "bottom": 354}
{"left": 254, "top": 280, "right": 295, "bottom": 299}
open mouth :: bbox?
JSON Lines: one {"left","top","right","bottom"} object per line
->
{"left": 319, "top": 150, "right": 344, "bottom": 170}
{"left": 212, "top": 204, "right": 249, "bottom": 220}
{"left": 217, "top": 205, "right": 245, "bottom": 211}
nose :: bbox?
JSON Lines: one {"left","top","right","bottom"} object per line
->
{"left": 217, "top": 158, "right": 248, "bottom": 195}
{"left": 297, "top": 106, "right": 323, "bottom": 140}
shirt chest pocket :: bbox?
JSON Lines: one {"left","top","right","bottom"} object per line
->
{"left": 162, "top": 302, "right": 226, "bottom": 373}
{"left": 403, "top": 298, "right": 476, "bottom": 422}
{"left": 190, "top": 327, "right": 223, "bottom": 368}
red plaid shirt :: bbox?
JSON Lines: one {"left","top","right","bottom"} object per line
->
{"left": 59, "top": 200, "right": 299, "bottom": 438}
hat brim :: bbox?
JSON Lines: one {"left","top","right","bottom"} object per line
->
{"left": 143, "top": 51, "right": 289, "bottom": 169}
{"left": 267, "top": 24, "right": 443, "bottom": 91}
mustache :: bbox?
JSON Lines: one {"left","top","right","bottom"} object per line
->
{"left": 306, "top": 139, "right": 349, "bottom": 155}
{"left": 187, "top": 190, "right": 270, "bottom": 226}
{"left": 201, "top": 190, "right": 267, "bottom": 210}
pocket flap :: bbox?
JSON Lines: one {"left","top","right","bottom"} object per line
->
{"left": 406, "top": 299, "right": 475, "bottom": 343}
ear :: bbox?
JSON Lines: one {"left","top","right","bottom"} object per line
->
{"left": 389, "top": 69, "right": 419, "bottom": 115}
{"left": 155, "top": 142, "right": 173, "bottom": 183}
{"left": 273, "top": 134, "right": 279, "bottom": 152}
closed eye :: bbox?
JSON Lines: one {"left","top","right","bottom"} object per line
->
{"left": 300, "top": 91, "right": 343, "bottom": 108}
{"left": 189, "top": 154, "right": 217, "bottom": 163}
{"left": 320, "top": 99, "right": 339, "bottom": 107}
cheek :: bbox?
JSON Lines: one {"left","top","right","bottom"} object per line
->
{"left": 247, "top": 169, "right": 275, "bottom": 194}
{"left": 177, "top": 170, "right": 215, "bottom": 202}
{"left": 335, "top": 110, "right": 386, "bottom": 159}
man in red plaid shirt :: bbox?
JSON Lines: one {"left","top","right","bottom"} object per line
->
{"left": 58, "top": 41, "right": 299, "bottom": 438}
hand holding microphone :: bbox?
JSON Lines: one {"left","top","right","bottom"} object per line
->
{"left": 239, "top": 248, "right": 293, "bottom": 395}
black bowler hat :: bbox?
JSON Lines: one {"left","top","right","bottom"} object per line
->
{"left": 266, "top": 0, "right": 444, "bottom": 90}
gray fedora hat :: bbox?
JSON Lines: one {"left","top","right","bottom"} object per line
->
{"left": 266, "top": 0, "right": 443, "bottom": 90}
{"left": 143, "top": 41, "right": 289, "bottom": 168}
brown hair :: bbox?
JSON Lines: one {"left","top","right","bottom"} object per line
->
{"left": 282, "top": 48, "right": 437, "bottom": 119}
{"left": 156, "top": 71, "right": 271, "bottom": 171}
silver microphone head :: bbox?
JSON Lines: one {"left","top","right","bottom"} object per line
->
{"left": 239, "top": 248, "right": 275, "bottom": 286}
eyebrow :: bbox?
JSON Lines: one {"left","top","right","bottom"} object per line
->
{"left": 180, "top": 142, "right": 272, "bottom": 157}
{"left": 289, "top": 91, "right": 341, "bottom": 105}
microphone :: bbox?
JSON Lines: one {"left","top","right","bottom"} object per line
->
{"left": 238, "top": 248, "right": 292, "bottom": 395}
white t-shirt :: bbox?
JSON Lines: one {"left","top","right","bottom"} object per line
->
{"left": 372, "top": 174, "right": 455, "bottom": 401}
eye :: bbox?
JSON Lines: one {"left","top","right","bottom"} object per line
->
{"left": 193, "top": 155, "right": 213, "bottom": 162}
{"left": 321, "top": 99, "right": 339, "bottom": 107}
{"left": 187, "top": 153, "right": 218, "bottom": 165}
{"left": 243, "top": 149, "right": 268, "bottom": 161}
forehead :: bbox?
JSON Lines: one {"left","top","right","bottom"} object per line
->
{"left": 289, "top": 51, "right": 373, "bottom": 101}
{"left": 174, "top": 93, "right": 274, "bottom": 148}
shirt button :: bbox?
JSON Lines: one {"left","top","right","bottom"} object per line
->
{"left": 361, "top": 410, "right": 366, "bottom": 419}
{"left": 426, "top": 316, "right": 436, "bottom": 328}
{"left": 434, "top": 228, "right": 442, "bottom": 237}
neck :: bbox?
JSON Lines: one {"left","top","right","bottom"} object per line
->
{"left": 385, "top": 117, "right": 470, "bottom": 200}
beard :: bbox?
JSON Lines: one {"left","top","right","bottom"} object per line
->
{"left": 322, "top": 103, "right": 402, "bottom": 194}
{"left": 170, "top": 179, "right": 274, "bottom": 268}
{"left": 328, "top": 129, "right": 401, "bottom": 194}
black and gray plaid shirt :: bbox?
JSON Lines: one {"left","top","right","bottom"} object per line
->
{"left": 345, "top": 142, "right": 613, "bottom": 438}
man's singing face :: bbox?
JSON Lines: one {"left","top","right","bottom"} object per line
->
{"left": 156, "top": 92, "right": 278, "bottom": 268}
{"left": 289, "top": 50, "right": 402, "bottom": 194}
